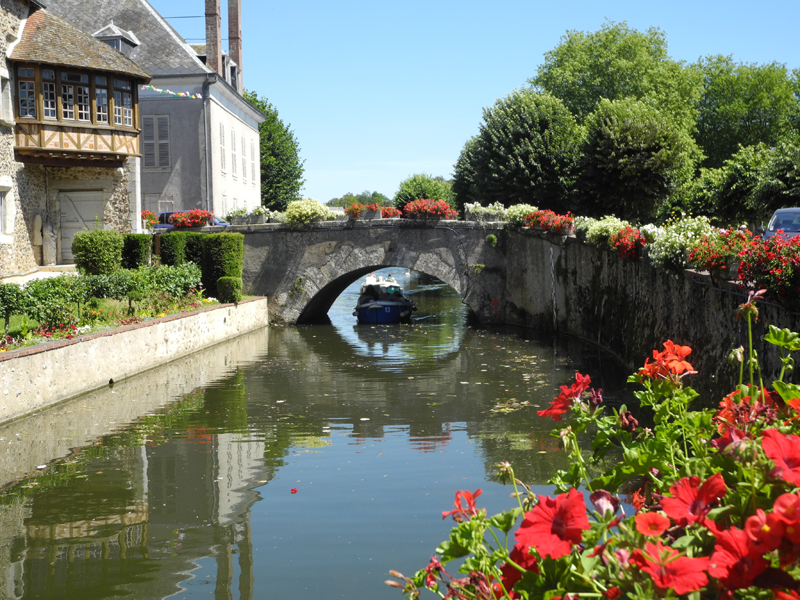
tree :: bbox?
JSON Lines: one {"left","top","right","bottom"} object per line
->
{"left": 327, "top": 190, "right": 390, "bottom": 207}
{"left": 531, "top": 20, "right": 701, "bottom": 130}
{"left": 452, "top": 89, "right": 583, "bottom": 213}
{"left": 693, "top": 56, "right": 798, "bottom": 168}
{"left": 576, "top": 98, "right": 700, "bottom": 222}
{"left": 755, "top": 137, "right": 800, "bottom": 218}
{"left": 393, "top": 174, "right": 454, "bottom": 211}
{"left": 243, "top": 90, "right": 305, "bottom": 211}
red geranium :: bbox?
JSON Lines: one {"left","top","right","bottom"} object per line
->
{"left": 629, "top": 540, "right": 710, "bottom": 595}
{"left": 708, "top": 527, "right": 768, "bottom": 590}
{"left": 442, "top": 488, "right": 483, "bottom": 522}
{"left": 537, "top": 372, "right": 591, "bottom": 421}
{"left": 638, "top": 340, "right": 695, "bottom": 383}
{"left": 515, "top": 489, "right": 589, "bottom": 559}
{"left": 661, "top": 472, "right": 727, "bottom": 527}
{"left": 762, "top": 429, "right": 800, "bottom": 486}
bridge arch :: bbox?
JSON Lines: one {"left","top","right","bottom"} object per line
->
{"left": 240, "top": 223, "right": 507, "bottom": 325}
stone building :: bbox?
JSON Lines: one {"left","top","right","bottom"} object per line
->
{"left": 45, "top": 0, "right": 265, "bottom": 221}
{"left": 0, "top": 0, "right": 150, "bottom": 276}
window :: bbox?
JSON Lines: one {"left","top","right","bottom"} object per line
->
{"left": 231, "top": 129, "right": 237, "bottom": 178}
{"left": 242, "top": 136, "right": 247, "bottom": 183}
{"left": 17, "top": 67, "right": 35, "bottom": 118}
{"left": 142, "top": 115, "right": 170, "bottom": 169}
{"left": 251, "top": 140, "right": 256, "bottom": 184}
{"left": 77, "top": 86, "right": 90, "bottom": 121}
{"left": 113, "top": 80, "right": 133, "bottom": 127}
{"left": 96, "top": 88, "right": 108, "bottom": 123}
{"left": 220, "top": 123, "right": 226, "bottom": 173}
{"left": 113, "top": 91, "right": 122, "bottom": 124}
{"left": 61, "top": 85, "right": 75, "bottom": 119}
{"left": 0, "top": 69, "right": 13, "bottom": 124}
{"left": 43, "top": 82, "right": 56, "bottom": 119}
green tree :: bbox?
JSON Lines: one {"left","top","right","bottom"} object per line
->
{"left": 393, "top": 174, "right": 454, "bottom": 211}
{"left": 756, "top": 137, "right": 800, "bottom": 218}
{"left": 693, "top": 56, "right": 798, "bottom": 168}
{"left": 452, "top": 89, "right": 583, "bottom": 213}
{"left": 531, "top": 20, "right": 701, "bottom": 130}
{"left": 327, "top": 190, "right": 390, "bottom": 207}
{"left": 243, "top": 90, "right": 305, "bottom": 211}
{"left": 576, "top": 98, "right": 700, "bottom": 221}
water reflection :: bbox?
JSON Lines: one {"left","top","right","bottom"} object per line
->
{"left": 0, "top": 269, "right": 632, "bottom": 599}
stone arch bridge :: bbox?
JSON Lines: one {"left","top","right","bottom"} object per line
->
{"left": 241, "top": 220, "right": 509, "bottom": 325}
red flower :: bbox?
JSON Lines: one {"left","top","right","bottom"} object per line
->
{"left": 290, "top": 488, "right": 298, "bottom": 494}
{"left": 442, "top": 488, "right": 483, "bottom": 522}
{"left": 708, "top": 527, "right": 768, "bottom": 590}
{"left": 496, "top": 543, "right": 538, "bottom": 597}
{"left": 745, "top": 508, "right": 784, "bottom": 553}
{"left": 661, "top": 473, "right": 727, "bottom": 527}
{"left": 638, "top": 340, "right": 695, "bottom": 382}
{"left": 537, "top": 373, "right": 591, "bottom": 421}
{"left": 773, "top": 493, "right": 800, "bottom": 543}
{"left": 603, "top": 587, "right": 623, "bottom": 600}
{"left": 515, "top": 489, "right": 590, "bottom": 559}
{"left": 762, "top": 429, "right": 800, "bottom": 486}
{"left": 629, "top": 540, "right": 709, "bottom": 595}
{"left": 635, "top": 512, "right": 671, "bottom": 537}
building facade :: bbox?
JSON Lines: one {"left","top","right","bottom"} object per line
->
{"left": 45, "top": 0, "right": 264, "bottom": 221}
{"left": 0, "top": 0, "right": 149, "bottom": 275}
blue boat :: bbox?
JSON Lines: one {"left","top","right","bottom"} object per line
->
{"left": 353, "top": 274, "right": 416, "bottom": 324}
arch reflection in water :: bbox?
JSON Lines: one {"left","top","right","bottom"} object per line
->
{"left": 0, "top": 274, "right": 632, "bottom": 599}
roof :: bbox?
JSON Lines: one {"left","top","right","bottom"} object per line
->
{"left": 11, "top": 9, "right": 150, "bottom": 80}
{"left": 43, "top": 0, "right": 211, "bottom": 77}
{"left": 93, "top": 21, "right": 141, "bottom": 46}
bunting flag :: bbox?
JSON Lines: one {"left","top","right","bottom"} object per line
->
{"left": 140, "top": 85, "right": 202, "bottom": 99}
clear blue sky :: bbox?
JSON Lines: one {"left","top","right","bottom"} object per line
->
{"left": 149, "top": 0, "right": 800, "bottom": 203}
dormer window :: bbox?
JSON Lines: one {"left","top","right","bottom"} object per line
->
{"left": 92, "top": 22, "right": 140, "bottom": 57}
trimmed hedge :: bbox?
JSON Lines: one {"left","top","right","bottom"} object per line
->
{"left": 201, "top": 233, "right": 244, "bottom": 296}
{"left": 72, "top": 229, "right": 123, "bottom": 275}
{"left": 184, "top": 232, "right": 206, "bottom": 265}
{"left": 122, "top": 234, "right": 153, "bottom": 269}
{"left": 217, "top": 277, "right": 243, "bottom": 304}
{"left": 159, "top": 232, "right": 187, "bottom": 266}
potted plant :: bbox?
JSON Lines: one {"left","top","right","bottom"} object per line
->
{"left": 688, "top": 228, "right": 752, "bottom": 280}
{"left": 226, "top": 208, "right": 248, "bottom": 225}
{"left": 141, "top": 210, "right": 158, "bottom": 231}
{"left": 249, "top": 206, "right": 272, "bottom": 224}
{"left": 169, "top": 209, "right": 215, "bottom": 228}
{"left": 361, "top": 203, "right": 382, "bottom": 220}
{"left": 381, "top": 206, "right": 402, "bottom": 218}
{"left": 403, "top": 198, "right": 458, "bottom": 222}
{"left": 610, "top": 225, "right": 646, "bottom": 260}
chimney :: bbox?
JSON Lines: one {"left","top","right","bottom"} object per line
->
{"left": 228, "top": 0, "right": 242, "bottom": 91}
{"left": 205, "top": 0, "right": 222, "bottom": 76}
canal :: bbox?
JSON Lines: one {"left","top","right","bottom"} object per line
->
{"left": 0, "top": 269, "right": 631, "bottom": 599}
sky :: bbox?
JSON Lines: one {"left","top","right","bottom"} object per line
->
{"left": 148, "top": 0, "right": 800, "bottom": 204}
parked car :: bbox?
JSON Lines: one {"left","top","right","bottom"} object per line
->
{"left": 153, "top": 211, "right": 229, "bottom": 231}
{"left": 762, "top": 208, "right": 800, "bottom": 240}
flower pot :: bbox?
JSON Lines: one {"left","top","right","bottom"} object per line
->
{"left": 360, "top": 209, "right": 382, "bottom": 220}
{"left": 480, "top": 212, "right": 503, "bottom": 222}
{"left": 249, "top": 214, "right": 266, "bottom": 224}
{"left": 231, "top": 216, "right": 247, "bottom": 225}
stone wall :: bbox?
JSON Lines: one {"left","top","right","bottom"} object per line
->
{"left": 503, "top": 230, "right": 800, "bottom": 396}
{"left": 0, "top": 298, "right": 269, "bottom": 424}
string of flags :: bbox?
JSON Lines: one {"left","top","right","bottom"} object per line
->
{"left": 140, "top": 85, "right": 202, "bottom": 99}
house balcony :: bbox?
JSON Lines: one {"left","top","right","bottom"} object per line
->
{"left": 15, "top": 121, "right": 140, "bottom": 168}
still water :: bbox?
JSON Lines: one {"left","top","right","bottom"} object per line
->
{"left": 0, "top": 268, "right": 630, "bottom": 599}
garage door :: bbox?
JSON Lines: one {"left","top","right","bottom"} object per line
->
{"left": 59, "top": 191, "right": 104, "bottom": 263}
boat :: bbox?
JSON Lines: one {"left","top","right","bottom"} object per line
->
{"left": 353, "top": 273, "right": 417, "bottom": 324}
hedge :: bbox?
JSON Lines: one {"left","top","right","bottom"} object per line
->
{"left": 159, "top": 232, "right": 187, "bottom": 266}
{"left": 217, "top": 277, "right": 243, "bottom": 304}
{"left": 201, "top": 233, "right": 244, "bottom": 296}
{"left": 122, "top": 234, "right": 153, "bottom": 269}
{"left": 72, "top": 229, "right": 123, "bottom": 275}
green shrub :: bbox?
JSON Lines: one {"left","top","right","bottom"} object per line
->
{"left": 0, "top": 283, "right": 22, "bottom": 334}
{"left": 159, "top": 232, "right": 187, "bottom": 266}
{"left": 284, "top": 199, "right": 334, "bottom": 226}
{"left": 217, "top": 277, "right": 243, "bottom": 304}
{"left": 183, "top": 232, "right": 205, "bottom": 265}
{"left": 393, "top": 173, "right": 455, "bottom": 211}
{"left": 585, "top": 216, "right": 631, "bottom": 248}
{"left": 202, "top": 233, "right": 244, "bottom": 296}
{"left": 152, "top": 263, "right": 202, "bottom": 298}
{"left": 21, "top": 276, "right": 81, "bottom": 327}
{"left": 122, "top": 234, "right": 153, "bottom": 269}
{"left": 72, "top": 229, "right": 123, "bottom": 275}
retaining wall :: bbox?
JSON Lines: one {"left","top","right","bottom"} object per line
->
{"left": 503, "top": 231, "right": 800, "bottom": 396}
{"left": 0, "top": 298, "right": 268, "bottom": 425}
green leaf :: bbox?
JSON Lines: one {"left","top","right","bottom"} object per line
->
{"left": 487, "top": 508, "right": 523, "bottom": 533}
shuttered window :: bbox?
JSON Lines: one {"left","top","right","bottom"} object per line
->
{"left": 142, "top": 115, "right": 171, "bottom": 169}
{"left": 220, "top": 123, "right": 226, "bottom": 173}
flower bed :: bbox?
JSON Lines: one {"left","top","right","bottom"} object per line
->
{"left": 391, "top": 291, "right": 800, "bottom": 600}
{"left": 523, "top": 210, "right": 574, "bottom": 234}
{"left": 403, "top": 198, "right": 458, "bottom": 220}
{"left": 610, "top": 225, "right": 646, "bottom": 260}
